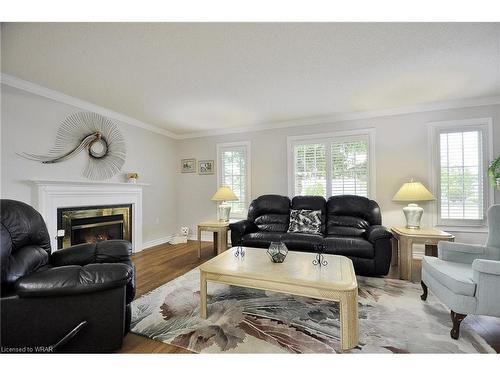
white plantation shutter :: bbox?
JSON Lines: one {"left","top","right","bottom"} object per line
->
{"left": 218, "top": 143, "right": 250, "bottom": 218}
{"left": 439, "top": 130, "right": 484, "bottom": 222}
{"left": 293, "top": 143, "right": 327, "bottom": 197}
{"left": 331, "top": 139, "right": 369, "bottom": 197}
{"left": 291, "top": 134, "right": 372, "bottom": 198}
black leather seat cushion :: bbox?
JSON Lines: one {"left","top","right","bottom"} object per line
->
{"left": 324, "top": 236, "right": 374, "bottom": 259}
{"left": 281, "top": 232, "right": 324, "bottom": 252}
{"left": 241, "top": 232, "right": 284, "bottom": 248}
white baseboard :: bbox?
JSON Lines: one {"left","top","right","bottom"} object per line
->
{"left": 141, "top": 235, "right": 173, "bottom": 251}
{"left": 140, "top": 232, "right": 231, "bottom": 252}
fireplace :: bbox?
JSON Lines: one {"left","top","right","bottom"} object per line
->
{"left": 57, "top": 204, "right": 132, "bottom": 249}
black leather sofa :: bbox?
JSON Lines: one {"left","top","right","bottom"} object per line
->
{"left": 0, "top": 199, "right": 135, "bottom": 353}
{"left": 230, "top": 195, "right": 393, "bottom": 276}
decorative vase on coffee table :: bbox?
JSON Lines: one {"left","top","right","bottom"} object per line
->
{"left": 267, "top": 242, "right": 288, "bottom": 263}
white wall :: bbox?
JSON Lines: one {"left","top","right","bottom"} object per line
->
{"left": 1, "top": 85, "right": 178, "bottom": 247}
{"left": 176, "top": 104, "right": 500, "bottom": 244}
{"left": 2, "top": 82, "right": 499, "bottom": 248}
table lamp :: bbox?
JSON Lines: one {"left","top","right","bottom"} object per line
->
{"left": 392, "top": 179, "right": 435, "bottom": 229}
{"left": 211, "top": 186, "right": 238, "bottom": 222}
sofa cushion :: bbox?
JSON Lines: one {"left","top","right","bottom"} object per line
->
{"left": 241, "top": 232, "right": 284, "bottom": 248}
{"left": 324, "top": 236, "right": 374, "bottom": 259}
{"left": 287, "top": 209, "right": 322, "bottom": 234}
{"left": 422, "top": 256, "right": 476, "bottom": 296}
{"left": 326, "top": 216, "right": 370, "bottom": 237}
{"left": 280, "top": 232, "right": 324, "bottom": 252}
{"left": 291, "top": 196, "right": 326, "bottom": 232}
{"left": 247, "top": 195, "right": 290, "bottom": 232}
{"left": 326, "top": 196, "right": 381, "bottom": 236}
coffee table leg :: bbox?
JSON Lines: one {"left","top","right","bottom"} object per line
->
{"left": 339, "top": 289, "right": 359, "bottom": 351}
{"left": 200, "top": 271, "right": 207, "bottom": 319}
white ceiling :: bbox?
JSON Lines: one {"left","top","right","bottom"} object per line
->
{"left": 2, "top": 22, "right": 500, "bottom": 135}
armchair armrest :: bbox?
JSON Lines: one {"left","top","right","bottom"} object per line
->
{"left": 365, "top": 225, "right": 392, "bottom": 243}
{"left": 15, "top": 263, "right": 132, "bottom": 298}
{"left": 472, "top": 259, "right": 500, "bottom": 316}
{"left": 438, "top": 241, "right": 486, "bottom": 264}
{"left": 473, "top": 259, "right": 500, "bottom": 277}
{"left": 50, "top": 240, "right": 132, "bottom": 267}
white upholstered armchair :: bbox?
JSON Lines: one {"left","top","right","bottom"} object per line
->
{"left": 421, "top": 204, "right": 500, "bottom": 339}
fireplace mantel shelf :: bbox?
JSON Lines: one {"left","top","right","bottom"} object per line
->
{"left": 31, "top": 179, "right": 150, "bottom": 187}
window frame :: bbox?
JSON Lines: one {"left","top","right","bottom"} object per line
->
{"left": 216, "top": 141, "right": 251, "bottom": 219}
{"left": 287, "top": 128, "right": 376, "bottom": 199}
{"left": 428, "top": 118, "right": 493, "bottom": 230}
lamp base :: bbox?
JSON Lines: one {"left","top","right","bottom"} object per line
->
{"left": 217, "top": 203, "right": 231, "bottom": 222}
{"left": 403, "top": 203, "right": 424, "bottom": 229}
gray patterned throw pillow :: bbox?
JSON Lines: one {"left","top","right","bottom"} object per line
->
{"left": 287, "top": 209, "right": 322, "bottom": 234}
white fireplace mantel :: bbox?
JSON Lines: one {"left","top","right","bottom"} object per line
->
{"left": 31, "top": 179, "right": 147, "bottom": 253}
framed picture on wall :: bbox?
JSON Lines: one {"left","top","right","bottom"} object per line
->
{"left": 181, "top": 159, "right": 196, "bottom": 173}
{"left": 198, "top": 160, "right": 215, "bottom": 175}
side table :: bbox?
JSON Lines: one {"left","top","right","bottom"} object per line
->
{"left": 197, "top": 220, "right": 230, "bottom": 259}
{"left": 391, "top": 226, "right": 454, "bottom": 281}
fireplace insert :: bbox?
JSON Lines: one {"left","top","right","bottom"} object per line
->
{"left": 57, "top": 204, "right": 132, "bottom": 249}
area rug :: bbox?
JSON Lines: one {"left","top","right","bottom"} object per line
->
{"left": 130, "top": 268, "right": 495, "bottom": 353}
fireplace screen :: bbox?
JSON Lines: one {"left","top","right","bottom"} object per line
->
{"left": 57, "top": 204, "right": 132, "bottom": 249}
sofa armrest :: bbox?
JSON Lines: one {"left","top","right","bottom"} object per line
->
{"left": 15, "top": 263, "right": 132, "bottom": 298}
{"left": 365, "top": 225, "right": 392, "bottom": 244}
{"left": 50, "top": 240, "right": 132, "bottom": 267}
{"left": 438, "top": 241, "right": 486, "bottom": 264}
{"left": 229, "top": 220, "right": 258, "bottom": 247}
{"left": 230, "top": 220, "right": 258, "bottom": 235}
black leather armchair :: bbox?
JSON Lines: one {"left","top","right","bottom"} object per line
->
{"left": 1, "top": 199, "right": 135, "bottom": 353}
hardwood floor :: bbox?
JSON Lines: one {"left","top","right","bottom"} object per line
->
{"left": 119, "top": 240, "right": 500, "bottom": 353}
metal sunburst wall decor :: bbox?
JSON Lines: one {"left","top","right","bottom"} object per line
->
{"left": 19, "top": 112, "right": 127, "bottom": 180}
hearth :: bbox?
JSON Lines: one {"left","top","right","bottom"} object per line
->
{"left": 57, "top": 204, "right": 132, "bottom": 249}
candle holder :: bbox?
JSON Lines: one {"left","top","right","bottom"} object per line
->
{"left": 313, "top": 244, "right": 328, "bottom": 267}
{"left": 234, "top": 241, "right": 245, "bottom": 258}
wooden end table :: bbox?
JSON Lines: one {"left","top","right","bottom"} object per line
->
{"left": 391, "top": 226, "right": 454, "bottom": 281}
{"left": 197, "top": 220, "right": 229, "bottom": 259}
{"left": 199, "top": 247, "right": 359, "bottom": 351}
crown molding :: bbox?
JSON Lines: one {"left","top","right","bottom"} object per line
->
{"left": 2, "top": 73, "right": 499, "bottom": 140}
{"left": 0, "top": 73, "right": 179, "bottom": 139}
{"left": 176, "top": 95, "right": 500, "bottom": 139}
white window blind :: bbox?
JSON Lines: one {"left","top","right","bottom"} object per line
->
{"left": 290, "top": 134, "right": 372, "bottom": 198}
{"left": 439, "top": 130, "right": 484, "bottom": 222}
{"left": 217, "top": 143, "right": 250, "bottom": 218}
{"left": 331, "top": 139, "right": 369, "bottom": 197}
{"left": 293, "top": 143, "right": 327, "bottom": 196}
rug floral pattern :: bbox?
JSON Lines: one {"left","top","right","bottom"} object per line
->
{"left": 130, "top": 268, "right": 494, "bottom": 353}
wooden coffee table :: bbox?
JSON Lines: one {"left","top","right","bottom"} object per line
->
{"left": 199, "top": 247, "right": 359, "bottom": 351}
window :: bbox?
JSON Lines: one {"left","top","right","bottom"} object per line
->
{"left": 429, "top": 118, "right": 493, "bottom": 227}
{"left": 216, "top": 142, "right": 251, "bottom": 218}
{"left": 288, "top": 130, "right": 375, "bottom": 198}
{"left": 331, "top": 139, "right": 369, "bottom": 197}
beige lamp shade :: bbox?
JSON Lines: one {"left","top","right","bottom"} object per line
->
{"left": 211, "top": 186, "right": 238, "bottom": 201}
{"left": 392, "top": 181, "right": 435, "bottom": 202}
